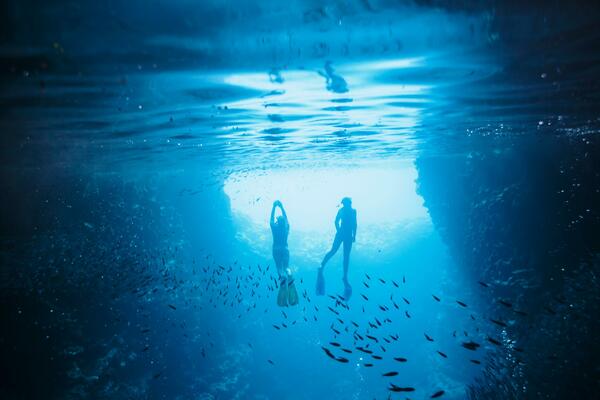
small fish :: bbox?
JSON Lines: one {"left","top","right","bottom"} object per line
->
{"left": 402, "top": 297, "right": 410, "bottom": 305}
{"left": 513, "top": 309, "right": 528, "bottom": 316}
{"left": 372, "top": 355, "right": 383, "bottom": 360}
{"left": 424, "top": 333, "right": 434, "bottom": 342}
{"left": 544, "top": 306, "right": 556, "bottom": 315}
{"left": 267, "top": 359, "right": 274, "bottom": 365}
{"left": 437, "top": 351, "right": 448, "bottom": 358}
{"left": 168, "top": 304, "right": 177, "bottom": 310}
{"left": 490, "top": 318, "right": 508, "bottom": 327}
{"left": 405, "top": 311, "right": 411, "bottom": 318}
{"left": 321, "top": 347, "right": 336, "bottom": 359}
{"left": 366, "top": 335, "right": 379, "bottom": 343}
{"left": 272, "top": 324, "right": 280, "bottom": 330}
{"left": 379, "top": 278, "right": 386, "bottom": 284}
{"left": 382, "top": 371, "right": 399, "bottom": 377}
{"left": 335, "top": 357, "right": 349, "bottom": 363}
{"left": 403, "top": 275, "right": 406, "bottom": 283}
{"left": 431, "top": 390, "right": 445, "bottom": 398}
{"left": 478, "top": 281, "right": 489, "bottom": 288}
{"left": 328, "top": 306, "right": 340, "bottom": 315}
{"left": 365, "top": 273, "right": 371, "bottom": 280}
{"left": 341, "top": 348, "right": 352, "bottom": 354}
{"left": 487, "top": 337, "right": 501, "bottom": 346}
{"left": 461, "top": 341, "right": 480, "bottom": 351}
{"left": 363, "top": 282, "right": 370, "bottom": 288}
{"left": 498, "top": 300, "right": 512, "bottom": 308}
{"left": 389, "top": 384, "right": 414, "bottom": 392}
{"left": 470, "top": 359, "right": 481, "bottom": 365}
{"left": 351, "top": 321, "right": 359, "bottom": 328}
{"left": 361, "top": 294, "right": 369, "bottom": 301}
{"left": 393, "top": 357, "right": 407, "bottom": 362}
{"left": 364, "top": 363, "right": 374, "bottom": 367}
{"left": 456, "top": 300, "right": 468, "bottom": 308}
{"left": 330, "top": 342, "right": 341, "bottom": 347}
{"left": 392, "top": 280, "right": 399, "bottom": 288}
{"left": 432, "top": 295, "right": 440, "bottom": 302}
{"left": 153, "top": 372, "right": 162, "bottom": 379}
{"left": 356, "top": 347, "right": 373, "bottom": 354}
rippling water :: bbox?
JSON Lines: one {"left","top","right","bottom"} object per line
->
{"left": 1, "top": 2, "right": 600, "bottom": 400}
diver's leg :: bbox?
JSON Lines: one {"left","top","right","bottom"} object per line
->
{"left": 283, "top": 249, "right": 290, "bottom": 277}
{"left": 273, "top": 249, "right": 284, "bottom": 279}
{"left": 342, "top": 239, "right": 352, "bottom": 281}
{"left": 321, "top": 234, "right": 342, "bottom": 268}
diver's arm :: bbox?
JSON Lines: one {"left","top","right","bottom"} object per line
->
{"left": 279, "top": 203, "right": 290, "bottom": 231}
{"left": 270, "top": 202, "right": 277, "bottom": 227}
{"left": 335, "top": 209, "right": 342, "bottom": 231}
{"left": 352, "top": 210, "right": 357, "bottom": 242}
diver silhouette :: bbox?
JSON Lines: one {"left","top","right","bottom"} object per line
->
{"left": 270, "top": 200, "right": 298, "bottom": 307}
{"left": 317, "top": 197, "right": 357, "bottom": 300}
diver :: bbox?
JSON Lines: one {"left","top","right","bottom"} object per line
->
{"left": 270, "top": 200, "right": 299, "bottom": 307}
{"left": 317, "top": 197, "right": 357, "bottom": 300}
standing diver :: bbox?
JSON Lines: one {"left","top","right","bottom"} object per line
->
{"left": 270, "top": 200, "right": 299, "bottom": 307}
{"left": 317, "top": 197, "right": 357, "bottom": 300}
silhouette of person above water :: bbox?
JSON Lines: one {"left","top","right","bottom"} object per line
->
{"left": 317, "top": 197, "right": 357, "bottom": 300}
{"left": 270, "top": 200, "right": 298, "bottom": 307}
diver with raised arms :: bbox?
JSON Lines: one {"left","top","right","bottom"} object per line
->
{"left": 270, "top": 200, "right": 298, "bottom": 307}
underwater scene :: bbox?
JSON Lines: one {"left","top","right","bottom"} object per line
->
{"left": 1, "top": 1, "right": 599, "bottom": 399}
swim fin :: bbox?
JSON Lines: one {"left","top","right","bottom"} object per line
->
{"left": 343, "top": 280, "right": 352, "bottom": 301}
{"left": 277, "top": 277, "right": 288, "bottom": 307}
{"left": 288, "top": 278, "right": 299, "bottom": 306}
{"left": 316, "top": 268, "right": 325, "bottom": 296}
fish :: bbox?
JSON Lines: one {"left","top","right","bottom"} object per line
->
{"left": 470, "top": 359, "right": 481, "bottom": 364}
{"left": 394, "top": 357, "right": 408, "bottom": 362}
{"left": 267, "top": 359, "right": 274, "bottom": 365}
{"left": 378, "top": 278, "right": 386, "bottom": 284}
{"left": 321, "top": 347, "right": 336, "bottom": 359}
{"left": 405, "top": 311, "right": 411, "bottom": 318}
{"left": 437, "top": 351, "right": 448, "bottom": 358}
{"left": 363, "top": 282, "right": 370, "bottom": 288}
{"left": 544, "top": 306, "right": 557, "bottom": 315}
{"left": 461, "top": 341, "right": 481, "bottom": 351}
{"left": 361, "top": 294, "right": 369, "bottom": 301}
{"left": 328, "top": 306, "right": 340, "bottom": 315}
{"left": 431, "top": 390, "right": 445, "bottom": 398}
{"left": 392, "top": 280, "right": 399, "bottom": 288}
{"left": 393, "top": 301, "right": 399, "bottom": 309}
{"left": 456, "top": 300, "right": 468, "bottom": 307}
{"left": 424, "top": 333, "right": 434, "bottom": 342}
{"left": 372, "top": 355, "right": 383, "bottom": 360}
{"left": 351, "top": 321, "right": 359, "bottom": 328}
{"left": 498, "top": 300, "right": 512, "bottom": 308}
{"left": 487, "top": 337, "right": 502, "bottom": 346}
{"left": 432, "top": 295, "right": 441, "bottom": 302}
{"left": 330, "top": 342, "right": 341, "bottom": 347}
{"left": 513, "top": 309, "right": 528, "bottom": 316}
{"left": 364, "top": 363, "right": 374, "bottom": 367}
{"left": 478, "top": 281, "right": 489, "bottom": 288}
{"left": 356, "top": 347, "right": 373, "bottom": 354}
{"left": 365, "top": 273, "right": 371, "bottom": 280}
{"left": 389, "top": 384, "right": 414, "bottom": 392}
{"left": 403, "top": 275, "right": 406, "bottom": 283}
{"left": 168, "top": 304, "right": 177, "bottom": 310}
{"left": 402, "top": 297, "right": 410, "bottom": 305}
{"left": 490, "top": 318, "right": 508, "bottom": 327}
{"left": 341, "top": 348, "right": 352, "bottom": 354}
{"left": 382, "top": 371, "right": 399, "bottom": 377}
{"left": 335, "top": 357, "right": 349, "bottom": 363}
{"left": 366, "top": 335, "right": 379, "bottom": 343}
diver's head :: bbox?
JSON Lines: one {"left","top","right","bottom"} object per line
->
{"left": 341, "top": 197, "right": 352, "bottom": 207}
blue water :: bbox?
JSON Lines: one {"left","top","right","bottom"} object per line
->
{"left": 1, "top": 1, "right": 599, "bottom": 399}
